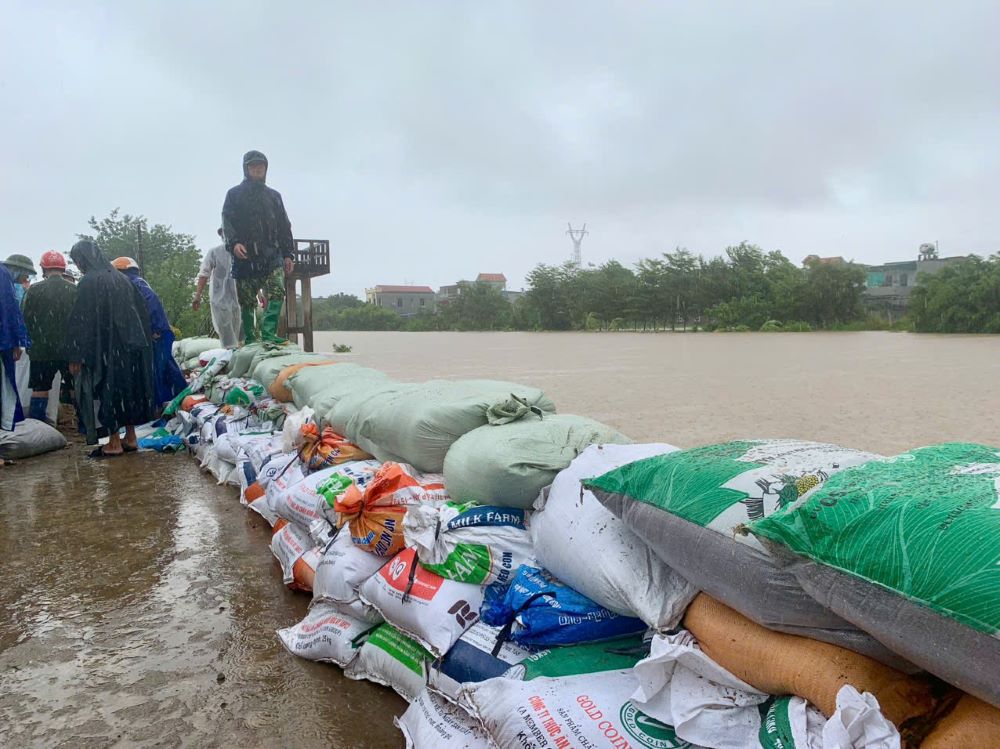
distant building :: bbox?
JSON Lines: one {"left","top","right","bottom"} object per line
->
{"left": 476, "top": 273, "right": 507, "bottom": 291}
{"left": 366, "top": 284, "right": 436, "bottom": 317}
{"left": 802, "top": 255, "right": 846, "bottom": 266}
{"left": 863, "top": 250, "right": 967, "bottom": 315}
{"left": 436, "top": 282, "right": 466, "bottom": 307}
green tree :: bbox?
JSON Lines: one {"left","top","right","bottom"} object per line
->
{"left": 80, "top": 209, "right": 211, "bottom": 336}
{"left": 910, "top": 256, "right": 1000, "bottom": 332}
{"left": 524, "top": 263, "right": 576, "bottom": 330}
{"left": 801, "top": 259, "right": 866, "bottom": 327}
{"left": 440, "top": 280, "right": 512, "bottom": 330}
{"left": 313, "top": 293, "right": 364, "bottom": 329}
{"left": 325, "top": 304, "right": 403, "bottom": 330}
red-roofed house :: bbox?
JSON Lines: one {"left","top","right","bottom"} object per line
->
{"left": 475, "top": 273, "right": 507, "bottom": 291}
{"left": 366, "top": 284, "right": 436, "bottom": 317}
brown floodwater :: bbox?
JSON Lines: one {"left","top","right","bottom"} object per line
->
{"left": 316, "top": 330, "right": 1000, "bottom": 455}
{"left": 2, "top": 330, "right": 999, "bottom": 747}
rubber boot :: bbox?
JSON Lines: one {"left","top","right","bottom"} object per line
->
{"left": 241, "top": 308, "right": 259, "bottom": 344}
{"left": 260, "top": 299, "right": 286, "bottom": 343}
{"left": 28, "top": 396, "right": 50, "bottom": 422}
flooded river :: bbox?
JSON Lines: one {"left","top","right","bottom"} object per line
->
{"left": 2, "top": 331, "right": 998, "bottom": 746}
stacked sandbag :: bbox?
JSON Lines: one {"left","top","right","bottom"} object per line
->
{"left": 444, "top": 413, "right": 631, "bottom": 508}
{"left": 251, "top": 352, "right": 333, "bottom": 391}
{"left": 172, "top": 336, "right": 221, "bottom": 368}
{"left": 287, "top": 363, "right": 391, "bottom": 420}
{"left": 461, "top": 670, "right": 693, "bottom": 749}
{"left": 342, "top": 379, "right": 556, "bottom": 473}
{"left": 531, "top": 443, "right": 697, "bottom": 629}
{"left": 334, "top": 462, "right": 449, "bottom": 557}
{"left": 585, "top": 439, "right": 908, "bottom": 666}
{"left": 327, "top": 381, "right": 418, "bottom": 455}
{"left": 682, "top": 594, "right": 952, "bottom": 745}
{"left": 403, "top": 500, "right": 535, "bottom": 586}
{"left": 227, "top": 341, "right": 300, "bottom": 378}
{"left": 346, "top": 623, "right": 435, "bottom": 700}
{"left": 395, "top": 690, "right": 490, "bottom": 749}
{"left": 269, "top": 361, "right": 337, "bottom": 402}
{"left": 480, "top": 565, "right": 646, "bottom": 648}
{"left": 632, "top": 627, "right": 904, "bottom": 749}
{"left": 749, "top": 442, "right": 1000, "bottom": 709}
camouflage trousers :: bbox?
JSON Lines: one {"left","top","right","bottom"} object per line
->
{"left": 236, "top": 268, "right": 285, "bottom": 309}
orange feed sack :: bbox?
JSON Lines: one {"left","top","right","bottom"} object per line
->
{"left": 181, "top": 394, "right": 208, "bottom": 411}
{"left": 920, "top": 695, "right": 1000, "bottom": 748}
{"left": 268, "top": 361, "right": 337, "bottom": 402}
{"left": 334, "top": 463, "right": 448, "bottom": 557}
{"left": 682, "top": 594, "right": 950, "bottom": 734}
{"left": 299, "top": 424, "right": 372, "bottom": 470}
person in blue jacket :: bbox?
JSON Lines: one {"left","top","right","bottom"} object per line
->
{"left": 0, "top": 262, "right": 31, "bottom": 430}
{"left": 112, "top": 257, "right": 186, "bottom": 408}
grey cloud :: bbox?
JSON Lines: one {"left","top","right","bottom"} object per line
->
{"left": 2, "top": 1, "right": 998, "bottom": 297}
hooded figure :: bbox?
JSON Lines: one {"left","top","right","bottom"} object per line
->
{"left": 112, "top": 257, "right": 187, "bottom": 406}
{"left": 0, "top": 262, "right": 30, "bottom": 430}
{"left": 193, "top": 229, "right": 241, "bottom": 348}
{"left": 66, "top": 240, "right": 157, "bottom": 453}
{"left": 221, "top": 150, "right": 294, "bottom": 343}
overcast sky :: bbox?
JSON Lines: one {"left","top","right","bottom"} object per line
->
{"left": 2, "top": 1, "right": 998, "bottom": 296}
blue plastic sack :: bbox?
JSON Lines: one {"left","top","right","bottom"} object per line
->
{"left": 138, "top": 434, "right": 185, "bottom": 453}
{"left": 480, "top": 565, "right": 646, "bottom": 647}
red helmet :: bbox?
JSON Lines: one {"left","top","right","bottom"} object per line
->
{"left": 40, "top": 250, "right": 67, "bottom": 270}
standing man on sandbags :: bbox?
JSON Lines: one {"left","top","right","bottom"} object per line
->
{"left": 192, "top": 228, "right": 241, "bottom": 348}
{"left": 221, "top": 150, "right": 294, "bottom": 344}
{"left": 21, "top": 251, "right": 77, "bottom": 423}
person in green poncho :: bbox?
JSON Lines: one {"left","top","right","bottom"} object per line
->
{"left": 21, "top": 251, "right": 77, "bottom": 423}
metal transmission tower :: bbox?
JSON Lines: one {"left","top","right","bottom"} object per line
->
{"left": 566, "top": 223, "right": 588, "bottom": 266}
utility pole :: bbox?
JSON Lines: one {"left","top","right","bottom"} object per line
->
{"left": 566, "top": 223, "right": 588, "bottom": 266}
{"left": 136, "top": 220, "right": 145, "bottom": 276}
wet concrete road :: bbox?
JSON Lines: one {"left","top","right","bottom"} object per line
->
{"left": 0, "top": 447, "right": 405, "bottom": 748}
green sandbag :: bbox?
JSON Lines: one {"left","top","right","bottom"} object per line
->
{"left": 227, "top": 343, "right": 267, "bottom": 378}
{"left": 250, "top": 353, "right": 332, "bottom": 389}
{"left": 326, "top": 381, "right": 419, "bottom": 458}
{"left": 505, "top": 634, "right": 647, "bottom": 680}
{"left": 348, "top": 379, "right": 556, "bottom": 474}
{"left": 287, "top": 364, "right": 391, "bottom": 418}
{"left": 228, "top": 342, "right": 301, "bottom": 379}
{"left": 750, "top": 442, "right": 1000, "bottom": 708}
{"left": 173, "top": 336, "right": 221, "bottom": 364}
{"left": 443, "top": 413, "right": 630, "bottom": 508}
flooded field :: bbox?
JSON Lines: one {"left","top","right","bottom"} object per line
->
{"left": 2, "top": 330, "right": 999, "bottom": 747}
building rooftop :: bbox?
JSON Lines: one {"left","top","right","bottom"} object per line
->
{"left": 372, "top": 284, "right": 434, "bottom": 294}
{"left": 476, "top": 273, "right": 507, "bottom": 283}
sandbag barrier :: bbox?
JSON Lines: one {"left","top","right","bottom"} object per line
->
{"left": 165, "top": 338, "right": 1000, "bottom": 748}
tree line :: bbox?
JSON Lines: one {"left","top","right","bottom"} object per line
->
{"left": 73, "top": 211, "right": 1000, "bottom": 336}
{"left": 316, "top": 242, "right": 874, "bottom": 332}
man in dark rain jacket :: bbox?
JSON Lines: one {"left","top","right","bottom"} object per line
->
{"left": 221, "top": 150, "right": 294, "bottom": 343}
{"left": 65, "top": 240, "right": 157, "bottom": 457}
{"left": 21, "top": 250, "right": 77, "bottom": 422}
{"left": 112, "top": 256, "right": 186, "bottom": 407}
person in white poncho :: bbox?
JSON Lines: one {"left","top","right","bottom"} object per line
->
{"left": 193, "top": 229, "right": 242, "bottom": 349}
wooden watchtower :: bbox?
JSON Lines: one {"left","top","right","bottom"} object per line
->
{"left": 283, "top": 239, "right": 330, "bottom": 352}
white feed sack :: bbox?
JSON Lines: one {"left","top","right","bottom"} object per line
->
{"left": 359, "top": 547, "right": 485, "bottom": 658}
{"left": 396, "top": 689, "right": 491, "bottom": 749}
{"left": 631, "top": 630, "right": 900, "bottom": 749}
{"left": 461, "top": 669, "right": 708, "bottom": 749}
{"left": 345, "top": 624, "right": 434, "bottom": 701}
{"left": 312, "top": 530, "right": 387, "bottom": 624}
{"left": 277, "top": 603, "right": 376, "bottom": 667}
{"left": 531, "top": 443, "right": 697, "bottom": 629}
{"left": 270, "top": 521, "right": 314, "bottom": 585}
